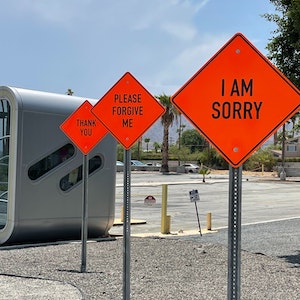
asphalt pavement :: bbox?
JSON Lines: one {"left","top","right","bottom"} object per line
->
{"left": 178, "top": 217, "right": 300, "bottom": 267}
{"left": 0, "top": 171, "right": 299, "bottom": 299}
{"left": 111, "top": 171, "right": 300, "bottom": 234}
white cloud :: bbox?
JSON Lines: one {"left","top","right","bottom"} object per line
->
{"left": 147, "top": 34, "right": 229, "bottom": 95}
{"left": 0, "top": 0, "right": 274, "bottom": 100}
{"left": 9, "top": 0, "right": 207, "bottom": 36}
{"left": 174, "top": 35, "right": 228, "bottom": 68}
{"left": 161, "top": 21, "right": 197, "bottom": 41}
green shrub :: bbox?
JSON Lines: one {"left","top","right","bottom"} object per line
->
{"left": 244, "top": 148, "right": 276, "bottom": 171}
{"left": 197, "top": 147, "right": 228, "bottom": 169}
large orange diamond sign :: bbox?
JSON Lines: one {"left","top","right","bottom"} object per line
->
{"left": 92, "top": 72, "right": 165, "bottom": 149}
{"left": 60, "top": 100, "right": 108, "bottom": 155}
{"left": 171, "top": 33, "right": 300, "bottom": 167}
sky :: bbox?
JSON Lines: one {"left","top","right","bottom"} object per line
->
{"left": 0, "top": 0, "right": 277, "bottom": 100}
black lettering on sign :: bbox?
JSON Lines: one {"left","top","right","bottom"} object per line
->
{"left": 212, "top": 101, "right": 262, "bottom": 119}
{"left": 122, "top": 118, "right": 133, "bottom": 127}
{"left": 76, "top": 119, "right": 97, "bottom": 126}
{"left": 221, "top": 79, "right": 253, "bottom": 96}
{"left": 112, "top": 106, "right": 143, "bottom": 115}
{"left": 114, "top": 93, "right": 142, "bottom": 103}
{"left": 80, "top": 128, "right": 92, "bottom": 136}
{"left": 212, "top": 102, "right": 221, "bottom": 119}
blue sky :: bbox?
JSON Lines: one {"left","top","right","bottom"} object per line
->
{"left": 0, "top": 0, "right": 276, "bottom": 99}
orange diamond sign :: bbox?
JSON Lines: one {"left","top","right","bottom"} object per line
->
{"left": 171, "top": 33, "right": 300, "bottom": 167}
{"left": 60, "top": 100, "right": 108, "bottom": 154}
{"left": 92, "top": 72, "right": 165, "bottom": 149}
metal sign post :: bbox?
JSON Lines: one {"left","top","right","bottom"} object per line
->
{"left": 81, "top": 154, "right": 89, "bottom": 273}
{"left": 60, "top": 100, "right": 108, "bottom": 273}
{"left": 123, "top": 149, "right": 131, "bottom": 300}
{"left": 194, "top": 201, "right": 202, "bottom": 237}
{"left": 170, "top": 32, "right": 299, "bottom": 300}
{"left": 189, "top": 190, "right": 202, "bottom": 236}
{"left": 91, "top": 72, "right": 165, "bottom": 300}
{"left": 228, "top": 165, "right": 242, "bottom": 299}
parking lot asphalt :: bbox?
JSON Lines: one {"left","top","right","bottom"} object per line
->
{"left": 111, "top": 171, "right": 300, "bottom": 235}
{"left": 0, "top": 171, "right": 299, "bottom": 299}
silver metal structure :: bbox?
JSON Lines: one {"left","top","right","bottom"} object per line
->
{"left": 0, "top": 86, "right": 116, "bottom": 245}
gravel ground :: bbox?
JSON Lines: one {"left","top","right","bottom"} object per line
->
{"left": 0, "top": 237, "right": 299, "bottom": 299}
{"left": 179, "top": 218, "right": 300, "bottom": 261}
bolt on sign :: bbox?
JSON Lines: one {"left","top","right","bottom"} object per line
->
{"left": 60, "top": 100, "right": 108, "bottom": 155}
{"left": 92, "top": 72, "right": 165, "bottom": 149}
{"left": 171, "top": 33, "right": 300, "bottom": 168}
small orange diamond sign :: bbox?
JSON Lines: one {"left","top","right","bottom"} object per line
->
{"left": 60, "top": 100, "right": 108, "bottom": 154}
{"left": 92, "top": 72, "right": 165, "bottom": 149}
{"left": 171, "top": 33, "right": 300, "bottom": 167}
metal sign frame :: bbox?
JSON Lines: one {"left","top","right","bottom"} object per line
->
{"left": 123, "top": 149, "right": 131, "bottom": 299}
{"left": 228, "top": 166, "right": 242, "bottom": 299}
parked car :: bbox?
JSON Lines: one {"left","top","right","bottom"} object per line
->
{"left": 131, "top": 160, "right": 147, "bottom": 166}
{"left": 182, "top": 163, "right": 200, "bottom": 173}
{"left": 116, "top": 161, "right": 124, "bottom": 172}
{"left": 146, "top": 162, "right": 161, "bottom": 167}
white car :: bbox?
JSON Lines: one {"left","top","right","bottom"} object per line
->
{"left": 131, "top": 160, "right": 147, "bottom": 166}
{"left": 182, "top": 163, "right": 199, "bottom": 173}
{"left": 146, "top": 162, "right": 161, "bottom": 167}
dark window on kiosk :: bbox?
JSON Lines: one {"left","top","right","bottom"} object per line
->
{"left": 28, "top": 143, "right": 75, "bottom": 180}
{"left": 60, "top": 155, "right": 102, "bottom": 191}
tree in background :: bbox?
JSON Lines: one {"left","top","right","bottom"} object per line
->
{"left": 153, "top": 142, "right": 161, "bottom": 153}
{"left": 177, "top": 114, "right": 186, "bottom": 149}
{"left": 66, "top": 89, "right": 74, "bottom": 95}
{"left": 116, "top": 143, "right": 124, "bottom": 161}
{"left": 244, "top": 147, "right": 276, "bottom": 172}
{"left": 264, "top": 0, "right": 300, "bottom": 143}
{"left": 264, "top": 0, "right": 300, "bottom": 179}
{"left": 156, "top": 94, "right": 178, "bottom": 173}
{"left": 197, "top": 147, "right": 228, "bottom": 169}
{"left": 264, "top": 0, "right": 299, "bottom": 87}
{"left": 180, "top": 129, "right": 207, "bottom": 153}
{"left": 144, "top": 137, "right": 150, "bottom": 152}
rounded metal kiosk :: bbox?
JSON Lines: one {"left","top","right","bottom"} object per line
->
{"left": 0, "top": 86, "right": 116, "bottom": 244}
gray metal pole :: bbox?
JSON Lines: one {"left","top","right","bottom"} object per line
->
{"left": 81, "top": 154, "right": 89, "bottom": 273}
{"left": 228, "top": 165, "right": 242, "bottom": 300}
{"left": 123, "top": 149, "right": 131, "bottom": 300}
{"left": 194, "top": 201, "right": 202, "bottom": 236}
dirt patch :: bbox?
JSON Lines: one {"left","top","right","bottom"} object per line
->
{"left": 209, "top": 169, "right": 277, "bottom": 177}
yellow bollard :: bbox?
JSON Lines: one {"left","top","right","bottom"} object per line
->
{"left": 207, "top": 212, "right": 212, "bottom": 230}
{"left": 120, "top": 206, "right": 124, "bottom": 223}
{"left": 161, "top": 184, "right": 170, "bottom": 234}
{"left": 165, "top": 215, "right": 171, "bottom": 233}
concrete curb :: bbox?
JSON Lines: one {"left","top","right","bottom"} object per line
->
{"left": 0, "top": 275, "right": 83, "bottom": 299}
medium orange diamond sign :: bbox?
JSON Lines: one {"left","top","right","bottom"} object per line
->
{"left": 171, "top": 33, "right": 300, "bottom": 167}
{"left": 92, "top": 72, "right": 165, "bottom": 149}
{"left": 60, "top": 100, "right": 108, "bottom": 155}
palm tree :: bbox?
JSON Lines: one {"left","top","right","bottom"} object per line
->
{"left": 153, "top": 142, "right": 161, "bottom": 153}
{"left": 144, "top": 137, "right": 150, "bottom": 152}
{"left": 156, "top": 94, "right": 178, "bottom": 173}
{"left": 199, "top": 164, "right": 211, "bottom": 183}
{"left": 66, "top": 89, "right": 74, "bottom": 95}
